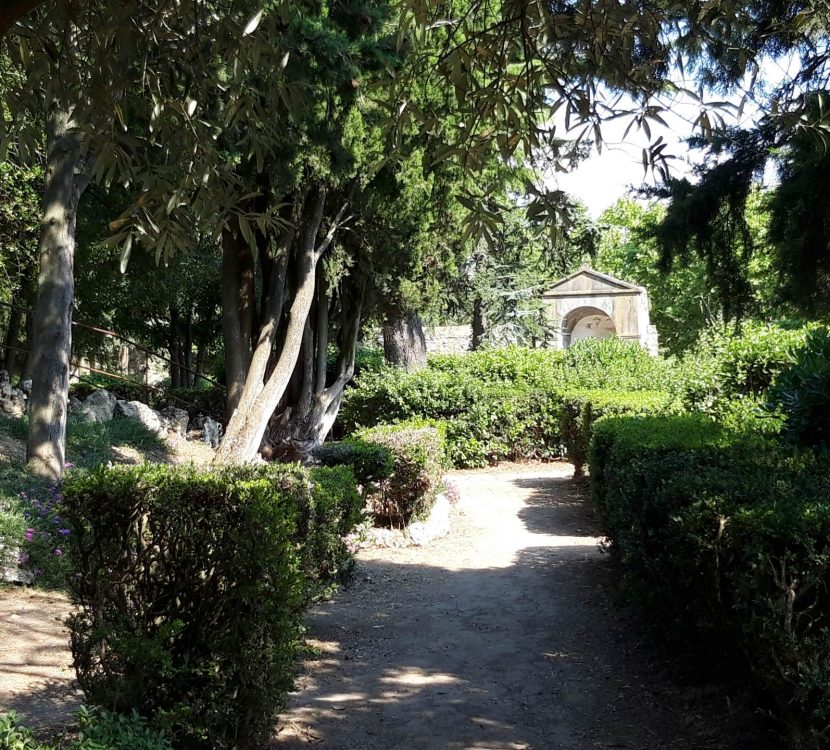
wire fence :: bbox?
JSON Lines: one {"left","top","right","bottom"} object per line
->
{"left": 0, "top": 301, "right": 226, "bottom": 422}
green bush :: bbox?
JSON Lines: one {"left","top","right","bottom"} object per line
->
{"left": 589, "top": 414, "right": 830, "bottom": 747}
{"left": 767, "top": 327, "right": 830, "bottom": 449}
{"left": 679, "top": 321, "right": 816, "bottom": 415}
{"left": 61, "top": 462, "right": 362, "bottom": 749}
{"left": 354, "top": 422, "right": 446, "bottom": 525}
{"left": 341, "top": 339, "right": 678, "bottom": 468}
{"left": 300, "top": 465, "right": 365, "bottom": 585}
{"left": 0, "top": 707, "right": 172, "bottom": 750}
{"left": 311, "top": 439, "right": 394, "bottom": 487}
{"left": 558, "top": 390, "right": 677, "bottom": 476}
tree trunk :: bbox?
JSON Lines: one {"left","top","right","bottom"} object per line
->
{"left": 268, "top": 287, "right": 362, "bottom": 454}
{"left": 471, "top": 295, "right": 486, "bottom": 350}
{"left": 221, "top": 216, "right": 255, "bottom": 418}
{"left": 184, "top": 306, "right": 194, "bottom": 386}
{"left": 383, "top": 310, "right": 427, "bottom": 370}
{"left": 215, "top": 188, "right": 352, "bottom": 464}
{"left": 26, "top": 107, "right": 89, "bottom": 481}
{"left": 169, "top": 304, "right": 181, "bottom": 387}
{"left": 194, "top": 341, "right": 207, "bottom": 388}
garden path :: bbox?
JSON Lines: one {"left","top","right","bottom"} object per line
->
{"left": 275, "top": 462, "right": 782, "bottom": 750}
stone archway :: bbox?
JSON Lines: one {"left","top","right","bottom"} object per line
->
{"left": 561, "top": 305, "right": 616, "bottom": 348}
{"left": 542, "top": 266, "right": 660, "bottom": 354}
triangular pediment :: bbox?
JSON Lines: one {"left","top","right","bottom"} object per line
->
{"left": 543, "top": 266, "right": 641, "bottom": 296}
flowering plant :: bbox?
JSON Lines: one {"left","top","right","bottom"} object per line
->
{"left": 19, "top": 484, "right": 73, "bottom": 587}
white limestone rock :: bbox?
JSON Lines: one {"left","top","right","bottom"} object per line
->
{"left": 76, "top": 389, "right": 117, "bottom": 423}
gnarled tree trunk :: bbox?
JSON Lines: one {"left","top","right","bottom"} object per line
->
{"left": 383, "top": 310, "right": 427, "bottom": 371}
{"left": 266, "top": 273, "right": 363, "bottom": 455}
{"left": 215, "top": 188, "right": 351, "bottom": 464}
{"left": 26, "top": 105, "right": 90, "bottom": 481}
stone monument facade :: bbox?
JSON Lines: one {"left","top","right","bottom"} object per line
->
{"left": 542, "top": 266, "right": 659, "bottom": 354}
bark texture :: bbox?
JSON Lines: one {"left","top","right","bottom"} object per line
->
{"left": 383, "top": 310, "right": 427, "bottom": 371}
{"left": 26, "top": 107, "right": 89, "bottom": 481}
{"left": 471, "top": 296, "right": 487, "bottom": 351}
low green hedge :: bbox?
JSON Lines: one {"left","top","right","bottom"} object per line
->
{"left": 61, "top": 462, "right": 363, "bottom": 750}
{"left": 558, "top": 389, "right": 676, "bottom": 476}
{"left": 589, "top": 414, "right": 830, "bottom": 748}
{"left": 352, "top": 422, "right": 447, "bottom": 525}
{"left": 340, "top": 339, "right": 680, "bottom": 468}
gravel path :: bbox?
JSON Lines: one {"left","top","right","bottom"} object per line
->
{"left": 275, "top": 463, "right": 783, "bottom": 750}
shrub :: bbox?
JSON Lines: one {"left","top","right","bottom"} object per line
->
{"left": 311, "top": 439, "right": 394, "bottom": 487}
{"left": 61, "top": 462, "right": 362, "bottom": 749}
{"left": 589, "top": 414, "right": 830, "bottom": 747}
{"left": 301, "top": 465, "right": 365, "bottom": 585}
{"left": 0, "top": 707, "right": 172, "bottom": 750}
{"left": 354, "top": 422, "right": 446, "bottom": 525}
{"left": 767, "top": 326, "right": 830, "bottom": 449}
{"left": 679, "top": 321, "right": 816, "bottom": 415}
{"left": 558, "top": 390, "right": 676, "bottom": 476}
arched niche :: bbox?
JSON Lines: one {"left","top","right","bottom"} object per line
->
{"left": 561, "top": 305, "right": 617, "bottom": 348}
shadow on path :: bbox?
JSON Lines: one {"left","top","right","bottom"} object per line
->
{"left": 276, "top": 464, "right": 783, "bottom": 750}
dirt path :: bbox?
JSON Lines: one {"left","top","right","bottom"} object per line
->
{"left": 275, "top": 463, "right": 783, "bottom": 750}
{"left": 0, "top": 589, "right": 81, "bottom": 729}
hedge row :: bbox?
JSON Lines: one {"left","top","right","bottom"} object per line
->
{"left": 339, "top": 339, "right": 680, "bottom": 468}
{"left": 589, "top": 414, "right": 830, "bottom": 748}
{"left": 60, "top": 462, "right": 363, "bottom": 750}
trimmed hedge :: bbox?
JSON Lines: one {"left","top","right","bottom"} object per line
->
{"left": 61, "top": 462, "right": 363, "bottom": 750}
{"left": 589, "top": 414, "right": 830, "bottom": 748}
{"left": 340, "top": 340, "right": 679, "bottom": 469}
{"left": 353, "top": 422, "right": 447, "bottom": 525}
{"left": 558, "top": 389, "right": 676, "bottom": 476}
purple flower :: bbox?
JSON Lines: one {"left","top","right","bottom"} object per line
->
{"left": 18, "top": 552, "right": 29, "bottom": 564}
{"left": 64, "top": 463, "right": 75, "bottom": 469}
{"left": 58, "top": 528, "right": 70, "bottom": 536}
{"left": 54, "top": 548, "right": 62, "bottom": 557}
{"left": 24, "top": 529, "right": 34, "bottom": 541}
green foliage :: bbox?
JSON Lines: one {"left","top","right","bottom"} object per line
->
{"left": 353, "top": 422, "right": 446, "bottom": 524}
{"left": 679, "top": 321, "right": 814, "bottom": 417}
{"left": 61, "top": 462, "right": 362, "bottom": 749}
{"left": 312, "top": 439, "right": 394, "bottom": 487}
{"left": 341, "top": 340, "right": 679, "bottom": 467}
{"left": 558, "top": 390, "right": 677, "bottom": 475}
{"left": 301, "top": 466, "right": 365, "bottom": 585}
{"left": 589, "top": 414, "right": 830, "bottom": 747}
{"left": 767, "top": 327, "right": 830, "bottom": 449}
{"left": 0, "top": 707, "right": 172, "bottom": 750}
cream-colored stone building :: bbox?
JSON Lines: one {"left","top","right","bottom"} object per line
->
{"left": 542, "top": 266, "right": 659, "bottom": 354}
